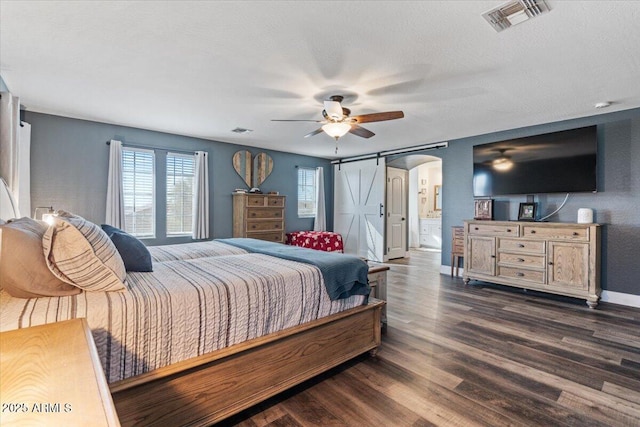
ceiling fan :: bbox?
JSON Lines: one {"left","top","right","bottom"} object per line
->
{"left": 272, "top": 95, "right": 404, "bottom": 153}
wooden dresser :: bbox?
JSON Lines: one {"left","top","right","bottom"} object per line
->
{"left": 0, "top": 319, "right": 120, "bottom": 426}
{"left": 233, "top": 193, "right": 286, "bottom": 243}
{"left": 463, "top": 220, "right": 601, "bottom": 308}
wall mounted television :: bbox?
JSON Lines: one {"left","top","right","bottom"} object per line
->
{"left": 473, "top": 126, "right": 597, "bottom": 197}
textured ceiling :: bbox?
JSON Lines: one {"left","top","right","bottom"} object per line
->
{"left": 1, "top": 1, "right": 639, "bottom": 159}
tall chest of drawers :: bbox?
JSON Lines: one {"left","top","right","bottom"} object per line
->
{"left": 233, "top": 193, "right": 286, "bottom": 243}
{"left": 463, "top": 220, "right": 601, "bottom": 308}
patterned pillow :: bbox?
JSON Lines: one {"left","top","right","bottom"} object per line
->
{"left": 42, "top": 211, "right": 127, "bottom": 292}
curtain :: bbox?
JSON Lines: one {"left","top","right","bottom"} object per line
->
{"left": 105, "top": 140, "right": 125, "bottom": 227}
{"left": 0, "top": 91, "right": 29, "bottom": 217}
{"left": 313, "top": 166, "right": 326, "bottom": 231}
{"left": 192, "top": 151, "right": 209, "bottom": 239}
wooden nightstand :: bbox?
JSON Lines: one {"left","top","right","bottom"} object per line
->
{"left": 0, "top": 319, "right": 120, "bottom": 426}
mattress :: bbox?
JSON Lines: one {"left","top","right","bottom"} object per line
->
{"left": 0, "top": 241, "right": 366, "bottom": 383}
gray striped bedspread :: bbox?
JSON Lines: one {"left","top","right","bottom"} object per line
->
{"left": 0, "top": 241, "right": 366, "bottom": 383}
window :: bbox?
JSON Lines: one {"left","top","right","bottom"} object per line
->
{"left": 122, "top": 147, "right": 155, "bottom": 238}
{"left": 297, "top": 167, "right": 316, "bottom": 218}
{"left": 166, "top": 153, "right": 195, "bottom": 235}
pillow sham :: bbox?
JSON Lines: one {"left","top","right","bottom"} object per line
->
{"left": 0, "top": 217, "right": 82, "bottom": 298}
{"left": 101, "top": 224, "right": 153, "bottom": 272}
{"left": 42, "top": 211, "right": 127, "bottom": 292}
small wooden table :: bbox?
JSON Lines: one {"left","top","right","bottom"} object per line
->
{"left": 0, "top": 319, "right": 120, "bottom": 426}
{"left": 451, "top": 226, "right": 464, "bottom": 277}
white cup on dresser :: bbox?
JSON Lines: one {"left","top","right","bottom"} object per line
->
{"left": 577, "top": 208, "right": 594, "bottom": 224}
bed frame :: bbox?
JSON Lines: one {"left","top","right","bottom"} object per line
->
{"left": 110, "top": 298, "right": 384, "bottom": 426}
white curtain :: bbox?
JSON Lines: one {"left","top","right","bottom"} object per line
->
{"left": 0, "top": 91, "right": 30, "bottom": 217}
{"left": 192, "top": 151, "right": 209, "bottom": 239}
{"left": 105, "top": 140, "right": 125, "bottom": 228}
{"left": 313, "top": 166, "right": 326, "bottom": 231}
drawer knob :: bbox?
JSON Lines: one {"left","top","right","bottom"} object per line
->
{"left": 507, "top": 229, "right": 512, "bottom": 232}
{"left": 474, "top": 227, "right": 479, "bottom": 230}
{"left": 516, "top": 272, "right": 525, "bottom": 277}
{"left": 518, "top": 244, "right": 525, "bottom": 248}
{"left": 491, "top": 255, "right": 496, "bottom": 258}
{"left": 530, "top": 230, "right": 536, "bottom": 234}
{"left": 548, "top": 261, "right": 554, "bottom": 265}
{"left": 251, "top": 225, "right": 257, "bottom": 229}
{"left": 573, "top": 232, "right": 579, "bottom": 236}
{"left": 518, "top": 258, "right": 525, "bottom": 262}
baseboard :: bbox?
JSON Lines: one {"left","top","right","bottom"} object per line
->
{"left": 440, "top": 265, "right": 640, "bottom": 308}
{"left": 600, "top": 291, "right": 640, "bottom": 308}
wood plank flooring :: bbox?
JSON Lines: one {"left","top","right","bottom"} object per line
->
{"left": 218, "top": 249, "right": 640, "bottom": 426}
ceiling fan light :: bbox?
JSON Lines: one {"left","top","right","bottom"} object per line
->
{"left": 322, "top": 122, "right": 351, "bottom": 139}
{"left": 492, "top": 156, "right": 514, "bottom": 171}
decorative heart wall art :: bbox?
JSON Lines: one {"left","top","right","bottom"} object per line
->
{"left": 232, "top": 150, "right": 274, "bottom": 189}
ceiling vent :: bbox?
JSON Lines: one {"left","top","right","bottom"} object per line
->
{"left": 482, "top": 0, "right": 550, "bottom": 32}
{"left": 231, "top": 127, "right": 253, "bottom": 134}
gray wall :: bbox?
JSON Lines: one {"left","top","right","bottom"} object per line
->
{"left": 25, "top": 112, "right": 333, "bottom": 245}
{"left": 413, "top": 108, "right": 639, "bottom": 296}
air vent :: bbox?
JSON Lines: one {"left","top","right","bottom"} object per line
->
{"left": 482, "top": 0, "right": 550, "bottom": 32}
{"left": 231, "top": 127, "right": 253, "bottom": 134}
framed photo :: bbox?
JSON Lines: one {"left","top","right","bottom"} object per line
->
{"left": 518, "top": 203, "right": 537, "bottom": 221}
{"left": 474, "top": 199, "right": 494, "bottom": 220}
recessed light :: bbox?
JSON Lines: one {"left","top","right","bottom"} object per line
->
{"left": 594, "top": 102, "right": 611, "bottom": 109}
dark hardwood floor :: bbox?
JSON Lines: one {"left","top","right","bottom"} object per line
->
{"left": 219, "top": 249, "right": 640, "bottom": 426}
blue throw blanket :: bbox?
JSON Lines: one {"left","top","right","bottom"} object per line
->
{"left": 219, "top": 238, "right": 370, "bottom": 301}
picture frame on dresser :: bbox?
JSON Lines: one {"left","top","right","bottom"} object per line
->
{"left": 474, "top": 199, "right": 494, "bottom": 220}
{"left": 518, "top": 202, "right": 537, "bottom": 221}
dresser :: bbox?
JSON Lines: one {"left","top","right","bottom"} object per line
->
{"left": 463, "top": 220, "right": 601, "bottom": 308}
{"left": 233, "top": 193, "right": 286, "bottom": 243}
{"left": 0, "top": 319, "right": 120, "bottom": 426}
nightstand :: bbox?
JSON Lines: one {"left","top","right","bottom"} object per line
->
{"left": 0, "top": 319, "right": 120, "bottom": 426}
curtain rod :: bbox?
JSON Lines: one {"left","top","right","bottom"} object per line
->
{"left": 106, "top": 140, "right": 196, "bottom": 155}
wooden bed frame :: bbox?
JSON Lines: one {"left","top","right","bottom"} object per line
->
{"left": 110, "top": 298, "right": 384, "bottom": 426}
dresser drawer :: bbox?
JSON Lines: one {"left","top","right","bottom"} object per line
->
{"left": 266, "top": 197, "right": 285, "bottom": 207}
{"left": 498, "top": 238, "right": 545, "bottom": 254}
{"left": 497, "top": 266, "right": 545, "bottom": 284}
{"left": 246, "top": 195, "right": 268, "bottom": 206}
{"left": 468, "top": 223, "right": 519, "bottom": 237}
{"left": 522, "top": 225, "right": 589, "bottom": 241}
{"left": 247, "top": 231, "right": 284, "bottom": 243}
{"left": 246, "top": 220, "right": 284, "bottom": 232}
{"left": 498, "top": 252, "right": 546, "bottom": 269}
{"left": 247, "top": 208, "right": 284, "bottom": 219}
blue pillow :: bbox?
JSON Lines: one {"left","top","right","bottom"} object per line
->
{"left": 101, "top": 224, "right": 153, "bottom": 272}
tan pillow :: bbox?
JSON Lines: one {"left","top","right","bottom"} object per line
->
{"left": 0, "top": 217, "right": 82, "bottom": 298}
{"left": 42, "top": 211, "right": 127, "bottom": 292}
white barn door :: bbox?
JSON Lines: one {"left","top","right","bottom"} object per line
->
{"left": 334, "top": 158, "right": 386, "bottom": 262}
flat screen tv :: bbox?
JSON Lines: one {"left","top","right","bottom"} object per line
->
{"left": 473, "top": 126, "right": 597, "bottom": 197}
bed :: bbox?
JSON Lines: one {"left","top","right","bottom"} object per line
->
{"left": 0, "top": 215, "right": 384, "bottom": 426}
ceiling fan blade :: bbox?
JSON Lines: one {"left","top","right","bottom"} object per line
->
{"left": 304, "top": 128, "right": 324, "bottom": 138}
{"left": 352, "top": 111, "right": 404, "bottom": 124}
{"left": 272, "top": 119, "right": 323, "bottom": 122}
{"left": 324, "top": 100, "right": 343, "bottom": 120}
{"left": 349, "top": 124, "right": 375, "bottom": 139}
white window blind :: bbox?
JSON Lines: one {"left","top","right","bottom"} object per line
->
{"left": 122, "top": 147, "right": 155, "bottom": 238}
{"left": 297, "top": 167, "right": 316, "bottom": 218}
{"left": 166, "top": 152, "right": 195, "bottom": 235}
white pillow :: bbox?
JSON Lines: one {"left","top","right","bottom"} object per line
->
{"left": 43, "top": 211, "right": 127, "bottom": 292}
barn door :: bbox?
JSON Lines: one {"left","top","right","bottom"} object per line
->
{"left": 334, "top": 158, "right": 386, "bottom": 262}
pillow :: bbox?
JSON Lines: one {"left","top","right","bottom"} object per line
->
{"left": 0, "top": 217, "right": 82, "bottom": 298}
{"left": 101, "top": 224, "right": 153, "bottom": 272}
{"left": 42, "top": 211, "right": 127, "bottom": 292}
